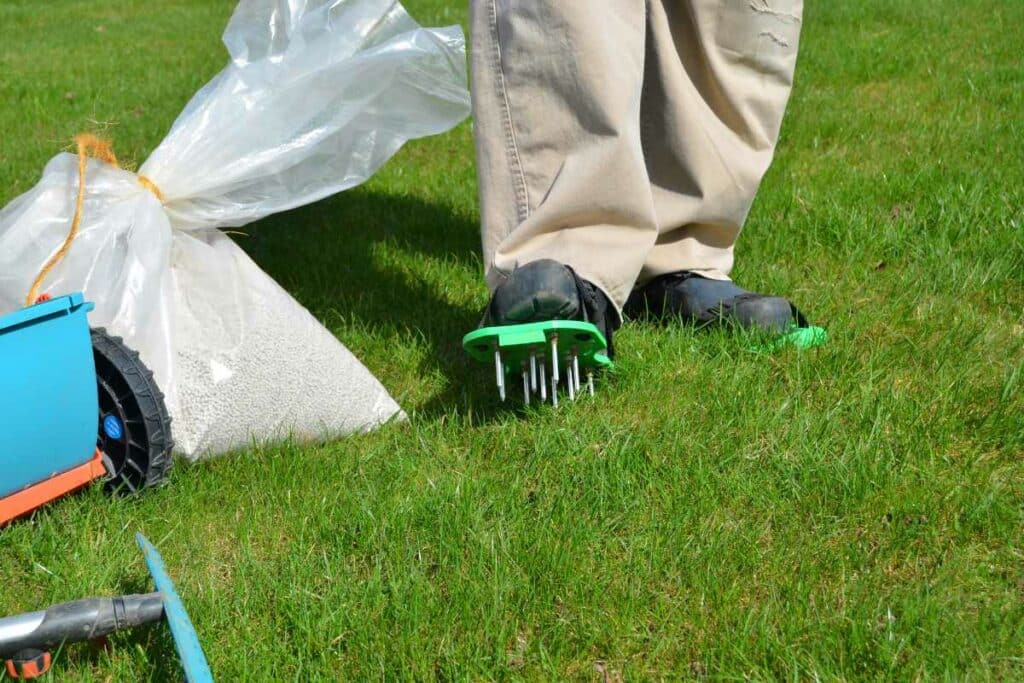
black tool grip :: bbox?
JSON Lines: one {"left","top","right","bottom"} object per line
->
{"left": 0, "top": 593, "right": 164, "bottom": 658}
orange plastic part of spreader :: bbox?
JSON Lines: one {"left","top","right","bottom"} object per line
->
{"left": 0, "top": 450, "right": 106, "bottom": 525}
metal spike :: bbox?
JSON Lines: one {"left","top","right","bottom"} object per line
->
{"left": 539, "top": 360, "right": 547, "bottom": 402}
{"left": 588, "top": 371, "right": 595, "bottom": 396}
{"left": 572, "top": 351, "right": 581, "bottom": 393}
{"left": 522, "top": 364, "right": 530, "bottom": 405}
{"left": 567, "top": 363, "right": 576, "bottom": 401}
{"left": 529, "top": 351, "right": 538, "bottom": 392}
{"left": 551, "top": 364, "right": 559, "bottom": 407}
{"left": 495, "top": 348, "right": 505, "bottom": 402}
{"left": 550, "top": 335, "right": 559, "bottom": 383}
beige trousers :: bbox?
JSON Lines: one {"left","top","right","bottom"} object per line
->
{"left": 470, "top": 0, "right": 803, "bottom": 314}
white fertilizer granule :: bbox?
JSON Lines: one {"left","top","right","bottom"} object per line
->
{"left": 169, "top": 229, "right": 404, "bottom": 459}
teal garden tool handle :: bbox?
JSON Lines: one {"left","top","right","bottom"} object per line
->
{"left": 137, "top": 534, "right": 214, "bottom": 683}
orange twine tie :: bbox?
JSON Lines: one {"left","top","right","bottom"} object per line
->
{"left": 25, "top": 134, "right": 165, "bottom": 306}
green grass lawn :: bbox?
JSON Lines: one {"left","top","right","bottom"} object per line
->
{"left": 1, "top": 0, "right": 1022, "bottom": 679}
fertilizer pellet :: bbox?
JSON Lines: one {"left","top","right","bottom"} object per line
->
{"left": 169, "top": 230, "right": 403, "bottom": 459}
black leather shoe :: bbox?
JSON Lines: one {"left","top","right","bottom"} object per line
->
{"left": 485, "top": 259, "right": 619, "bottom": 357}
{"left": 624, "top": 271, "right": 807, "bottom": 334}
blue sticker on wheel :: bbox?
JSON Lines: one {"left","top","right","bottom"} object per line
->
{"left": 103, "top": 414, "right": 124, "bottom": 441}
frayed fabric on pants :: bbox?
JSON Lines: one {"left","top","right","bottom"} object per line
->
{"left": 470, "top": 0, "right": 803, "bottom": 315}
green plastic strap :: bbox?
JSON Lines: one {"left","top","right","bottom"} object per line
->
{"left": 748, "top": 325, "right": 828, "bottom": 353}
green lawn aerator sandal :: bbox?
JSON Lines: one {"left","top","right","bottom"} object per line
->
{"left": 463, "top": 320, "right": 613, "bottom": 406}
{"left": 749, "top": 323, "right": 828, "bottom": 353}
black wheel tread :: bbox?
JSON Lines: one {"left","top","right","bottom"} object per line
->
{"left": 91, "top": 328, "right": 173, "bottom": 493}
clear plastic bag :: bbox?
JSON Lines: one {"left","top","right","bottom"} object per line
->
{"left": 0, "top": 0, "right": 470, "bottom": 458}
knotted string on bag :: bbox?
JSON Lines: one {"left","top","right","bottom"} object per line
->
{"left": 25, "top": 133, "right": 165, "bottom": 307}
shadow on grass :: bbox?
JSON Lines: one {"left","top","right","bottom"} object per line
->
{"left": 236, "top": 189, "right": 504, "bottom": 420}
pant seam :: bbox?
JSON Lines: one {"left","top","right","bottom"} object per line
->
{"left": 487, "top": 0, "right": 530, "bottom": 225}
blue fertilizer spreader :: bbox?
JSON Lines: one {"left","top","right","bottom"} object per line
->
{"left": 0, "top": 293, "right": 173, "bottom": 525}
{"left": 0, "top": 295, "right": 207, "bottom": 680}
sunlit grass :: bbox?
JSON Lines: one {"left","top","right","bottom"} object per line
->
{"left": 0, "top": 0, "right": 1021, "bottom": 679}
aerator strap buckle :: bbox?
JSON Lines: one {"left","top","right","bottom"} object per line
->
{"left": 463, "top": 320, "right": 613, "bottom": 405}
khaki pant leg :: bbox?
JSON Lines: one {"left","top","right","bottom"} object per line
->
{"left": 638, "top": 0, "right": 803, "bottom": 284}
{"left": 470, "top": 0, "right": 655, "bottom": 313}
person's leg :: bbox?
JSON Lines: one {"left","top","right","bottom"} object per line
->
{"left": 470, "top": 0, "right": 656, "bottom": 317}
{"left": 627, "top": 0, "right": 805, "bottom": 329}
{"left": 640, "top": 0, "right": 803, "bottom": 280}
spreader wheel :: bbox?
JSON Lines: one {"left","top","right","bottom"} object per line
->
{"left": 91, "top": 328, "right": 173, "bottom": 494}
